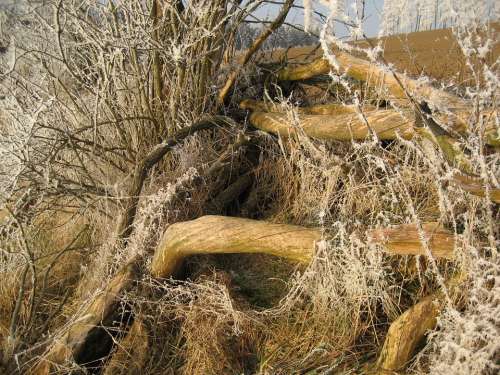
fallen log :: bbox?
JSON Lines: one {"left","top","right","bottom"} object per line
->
{"left": 277, "top": 52, "right": 462, "bottom": 105}
{"left": 367, "top": 222, "right": 455, "bottom": 259}
{"left": 240, "top": 99, "right": 376, "bottom": 115}
{"left": 375, "top": 274, "right": 464, "bottom": 373}
{"left": 150, "top": 215, "right": 322, "bottom": 278}
{"left": 276, "top": 53, "right": 499, "bottom": 144}
{"left": 32, "top": 257, "right": 141, "bottom": 375}
{"left": 248, "top": 110, "right": 414, "bottom": 141}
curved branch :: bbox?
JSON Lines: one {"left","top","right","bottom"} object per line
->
{"left": 217, "top": 0, "right": 294, "bottom": 105}
{"left": 151, "top": 215, "right": 322, "bottom": 278}
{"left": 117, "top": 116, "right": 233, "bottom": 241}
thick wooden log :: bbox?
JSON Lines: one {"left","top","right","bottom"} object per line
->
{"left": 277, "top": 53, "right": 499, "bottom": 144}
{"left": 367, "top": 222, "right": 454, "bottom": 259}
{"left": 150, "top": 215, "right": 322, "bottom": 278}
{"left": 376, "top": 295, "right": 440, "bottom": 372}
{"left": 277, "top": 57, "right": 331, "bottom": 82}
{"left": 240, "top": 99, "right": 376, "bottom": 115}
{"left": 278, "top": 52, "right": 464, "bottom": 106}
{"left": 248, "top": 110, "right": 414, "bottom": 141}
{"left": 32, "top": 258, "right": 141, "bottom": 374}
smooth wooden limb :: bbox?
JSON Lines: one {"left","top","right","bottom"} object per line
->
{"left": 367, "top": 222, "right": 455, "bottom": 259}
{"left": 248, "top": 110, "right": 415, "bottom": 141}
{"left": 150, "top": 215, "right": 322, "bottom": 278}
{"left": 240, "top": 99, "right": 377, "bottom": 115}
{"left": 276, "top": 52, "right": 499, "bottom": 144}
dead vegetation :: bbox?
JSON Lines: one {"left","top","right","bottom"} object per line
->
{"left": 0, "top": 1, "right": 498, "bottom": 375}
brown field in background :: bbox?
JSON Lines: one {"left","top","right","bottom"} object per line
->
{"left": 257, "top": 22, "right": 499, "bottom": 84}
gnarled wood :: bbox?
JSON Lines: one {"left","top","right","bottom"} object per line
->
{"left": 32, "top": 258, "right": 141, "bottom": 374}
{"left": 248, "top": 110, "right": 414, "bottom": 141}
{"left": 150, "top": 215, "right": 322, "bottom": 278}
{"left": 376, "top": 295, "right": 440, "bottom": 373}
{"left": 240, "top": 99, "right": 376, "bottom": 115}
{"left": 276, "top": 52, "right": 499, "bottom": 144}
{"left": 367, "top": 222, "right": 454, "bottom": 259}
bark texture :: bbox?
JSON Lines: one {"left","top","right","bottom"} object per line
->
{"left": 367, "top": 222, "right": 455, "bottom": 259}
{"left": 151, "top": 215, "right": 322, "bottom": 278}
{"left": 248, "top": 110, "right": 414, "bottom": 141}
{"left": 376, "top": 295, "right": 440, "bottom": 372}
{"left": 32, "top": 258, "right": 141, "bottom": 374}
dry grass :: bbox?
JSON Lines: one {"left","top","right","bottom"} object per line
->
{"left": 0, "top": 8, "right": 498, "bottom": 375}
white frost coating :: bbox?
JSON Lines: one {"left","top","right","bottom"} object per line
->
{"left": 0, "top": 36, "right": 16, "bottom": 72}
{"left": 304, "top": 0, "right": 313, "bottom": 33}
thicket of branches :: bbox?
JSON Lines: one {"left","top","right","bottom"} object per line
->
{"left": 0, "top": 1, "right": 498, "bottom": 374}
